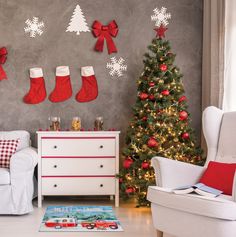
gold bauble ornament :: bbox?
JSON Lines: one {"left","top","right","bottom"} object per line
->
{"left": 154, "top": 77, "right": 160, "bottom": 81}
{"left": 139, "top": 110, "right": 144, "bottom": 116}
{"left": 159, "top": 79, "right": 164, "bottom": 84}
{"left": 149, "top": 125, "right": 154, "bottom": 130}
{"left": 142, "top": 144, "right": 148, "bottom": 150}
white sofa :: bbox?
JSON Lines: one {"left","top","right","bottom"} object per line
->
{"left": 147, "top": 106, "right": 236, "bottom": 237}
{"left": 0, "top": 131, "right": 38, "bottom": 214}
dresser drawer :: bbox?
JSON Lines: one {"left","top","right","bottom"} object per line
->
{"left": 41, "top": 138, "right": 116, "bottom": 157}
{"left": 42, "top": 158, "right": 116, "bottom": 176}
{"left": 42, "top": 177, "right": 116, "bottom": 195}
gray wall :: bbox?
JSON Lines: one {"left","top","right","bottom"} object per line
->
{"left": 0, "top": 0, "right": 202, "bottom": 147}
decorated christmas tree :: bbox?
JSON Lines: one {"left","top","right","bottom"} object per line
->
{"left": 119, "top": 7, "right": 204, "bottom": 207}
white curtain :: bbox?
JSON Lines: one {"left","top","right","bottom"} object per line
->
{"left": 223, "top": 0, "right": 236, "bottom": 111}
{"left": 202, "top": 0, "right": 225, "bottom": 111}
{"left": 201, "top": 0, "right": 225, "bottom": 152}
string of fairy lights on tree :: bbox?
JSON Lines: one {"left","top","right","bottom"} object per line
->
{"left": 118, "top": 6, "right": 204, "bottom": 207}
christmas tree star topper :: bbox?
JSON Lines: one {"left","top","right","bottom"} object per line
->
{"left": 154, "top": 25, "right": 167, "bottom": 38}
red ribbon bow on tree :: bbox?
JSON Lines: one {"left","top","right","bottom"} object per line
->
{"left": 0, "top": 47, "right": 7, "bottom": 80}
{"left": 92, "top": 20, "right": 118, "bottom": 54}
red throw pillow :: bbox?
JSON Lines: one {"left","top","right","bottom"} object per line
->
{"left": 0, "top": 140, "right": 19, "bottom": 169}
{"left": 199, "top": 161, "right": 236, "bottom": 195}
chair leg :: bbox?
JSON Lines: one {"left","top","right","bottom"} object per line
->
{"left": 156, "top": 229, "right": 163, "bottom": 237}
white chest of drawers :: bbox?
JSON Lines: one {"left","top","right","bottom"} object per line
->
{"left": 37, "top": 131, "right": 120, "bottom": 207}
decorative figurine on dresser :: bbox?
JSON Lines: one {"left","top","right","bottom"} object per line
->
{"left": 37, "top": 130, "right": 120, "bottom": 207}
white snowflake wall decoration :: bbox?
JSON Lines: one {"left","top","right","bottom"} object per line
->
{"left": 24, "top": 17, "right": 44, "bottom": 38}
{"left": 106, "top": 57, "right": 127, "bottom": 78}
{"left": 151, "top": 7, "right": 171, "bottom": 27}
{"left": 66, "top": 4, "right": 90, "bottom": 35}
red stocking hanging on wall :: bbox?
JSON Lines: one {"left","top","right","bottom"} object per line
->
{"left": 76, "top": 66, "right": 98, "bottom": 102}
{"left": 23, "top": 68, "right": 47, "bottom": 104}
{"left": 0, "top": 47, "right": 7, "bottom": 80}
{"left": 49, "top": 66, "right": 72, "bottom": 103}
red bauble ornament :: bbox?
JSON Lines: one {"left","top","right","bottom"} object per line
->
{"left": 167, "top": 52, "right": 173, "bottom": 57}
{"left": 157, "top": 109, "right": 162, "bottom": 114}
{"left": 125, "top": 187, "right": 135, "bottom": 194}
{"left": 123, "top": 157, "right": 133, "bottom": 169}
{"left": 139, "top": 92, "right": 148, "bottom": 100}
{"left": 149, "top": 82, "right": 155, "bottom": 87}
{"left": 147, "top": 137, "right": 158, "bottom": 148}
{"left": 181, "top": 132, "right": 190, "bottom": 139}
{"left": 119, "top": 178, "right": 123, "bottom": 183}
{"left": 159, "top": 64, "right": 168, "bottom": 71}
{"left": 196, "top": 156, "right": 202, "bottom": 161}
{"left": 161, "top": 90, "right": 170, "bottom": 96}
{"left": 178, "top": 95, "right": 187, "bottom": 103}
{"left": 141, "top": 161, "right": 150, "bottom": 169}
{"left": 179, "top": 111, "right": 188, "bottom": 121}
{"left": 142, "top": 116, "right": 148, "bottom": 121}
{"left": 149, "top": 94, "right": 155, "bottom": 101}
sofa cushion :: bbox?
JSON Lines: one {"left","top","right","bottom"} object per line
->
{"left": 0, "top": 140, "right": 19, "bottom": 168}
{"left": 199, "top": 161, "right": 236, "bottom": 195}
{"left": 147, "top": 186, "right": 236, "bottom": 221}
{"left": 0, "top": 131, "right": 30, "bottom": 151}
{"left": 0, "top": 168, "right": 10, "bottom": 185}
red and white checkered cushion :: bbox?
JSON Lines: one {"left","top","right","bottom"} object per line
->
{"left": 0, "top": 139, "right": 19, "bottom": 168}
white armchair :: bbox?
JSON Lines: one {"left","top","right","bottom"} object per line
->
{"left": 0, "top": 131, "right": 38, "bottom": 214}
{"left": 147, "top": 106, "right": 236, "bottom": 237}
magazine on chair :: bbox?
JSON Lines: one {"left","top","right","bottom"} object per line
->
{"left": 173, "top": 183, "right": 223, "bottom": 198}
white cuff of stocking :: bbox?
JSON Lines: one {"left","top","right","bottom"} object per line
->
{"left": 30, "top": 68, "right": 43, "bottom": 78}
{"left": 56, "top": 66, "right": 70, "bottom": 76}
{"left": 81, "top": 66, "right": 94, "bottom": 77}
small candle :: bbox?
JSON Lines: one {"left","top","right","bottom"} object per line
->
{"left": 71, "top": 117, "right": 81, "bottom": 131}
{"left": 94, "top": 117, "right": 104, "bottom": 131}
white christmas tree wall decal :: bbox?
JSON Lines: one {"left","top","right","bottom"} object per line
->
{"left": 66, "top": 4, "right": 90, "bottom": 35}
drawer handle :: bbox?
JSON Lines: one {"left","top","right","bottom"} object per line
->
{"left": 100, "top": 165, "right": 103, "bottom": 168}
{"left": 100, "top": 184, "right": 103, "bottom": 187}
{"left": 99, "top": 145, "right": 103, "bottom": 149}
{"left": 54, "top": 184, "right": 57, "bottom": 188}
{"left": 53, "top": 145, "right": 57, "bottom": 149}
{"left": 54, "top": 165, "right": 57, "bottom": 168}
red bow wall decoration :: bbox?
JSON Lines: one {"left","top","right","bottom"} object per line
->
{"left": 92, "top": 20, "right": 118, "bottom": 54}
{"left": 0, "top": 47, "right": 7, "bottom": 80}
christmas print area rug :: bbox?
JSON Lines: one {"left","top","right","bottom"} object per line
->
{"left": 39, "top": 206, "right": 123, "bottom": 232}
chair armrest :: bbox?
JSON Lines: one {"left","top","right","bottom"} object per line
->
{"left": 10, "top": 147, "right": 38, "bottom": 174}
{"left": 151, "top": 156, "right": 206, "bottom": 188}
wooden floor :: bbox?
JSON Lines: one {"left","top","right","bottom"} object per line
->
{"left": 0, "top": 196, "right": 156, "bottom": 237}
